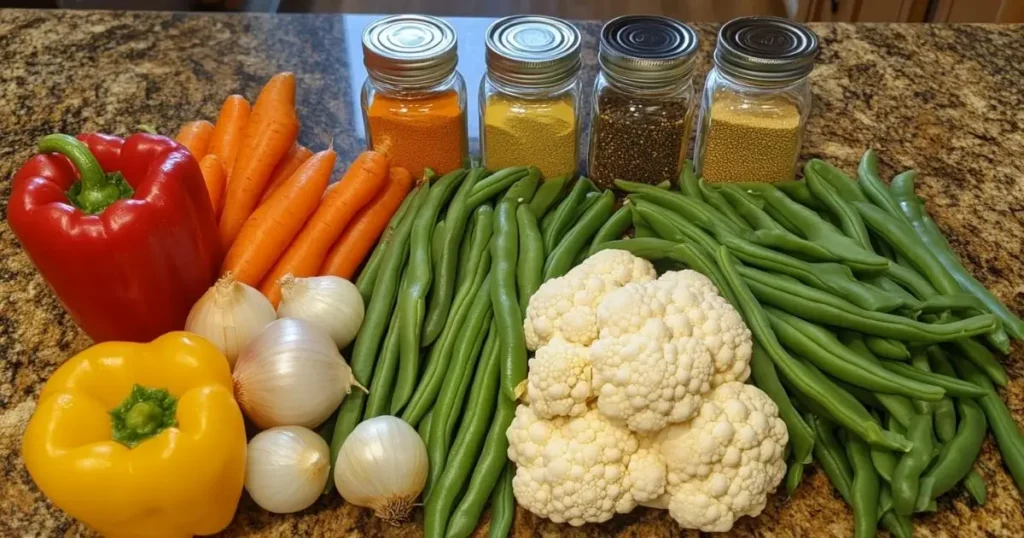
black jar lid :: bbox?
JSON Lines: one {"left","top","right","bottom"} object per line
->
{"left": 599, "top": 15, "right": 699, "bottom": 90}
{"left": 714, "top": 16, "right": 819, "bottom": 84}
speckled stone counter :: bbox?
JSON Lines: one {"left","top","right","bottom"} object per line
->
{"left": 1, "top": 9, "right": 1022, "bottom": 537}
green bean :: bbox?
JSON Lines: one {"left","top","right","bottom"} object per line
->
{"left": 866, "top": 275, "right": 923, "bottom": 311}
{"left": 785, "top": 458, "right": 806, "bottom": 497}
{"left": 364, "top": 309, "right": 401, "bottom": 419}
{"left": 870, "top": 445, "right": 897, "bottom": 483}
{"left": 588, "top": 204, "right": 633, "bottom": 256}
{"left": 949, "top": 334, "right": 1008, "bottom": 386}
{"left": 445, "top": 323, "right": 491, "bottom": 441}
{"left": 542, "top": 177, "right": 593, "bottom": 252}
{"left": 431, "top": 220, "right": 446, "bottom": 267}
{"left": 631, "top": 200, "right": 722, "bottom": 255}
{"left": 618, "top": 179, "right": 743, "bottom": 235}
{"left": 746, "top": 228, "right": 842, "bottom": 262}
{"left": 468, "top": 167, "right": 529, "bottom": 207}
{"left": 356, "top": 188, "right": 418, "bottom": 304}
{"left": 716, "top": 231, "right": 903, "bottom": 312}
{"left": 962, "top": 469, "right": 987, "bottom": 505}
{"left": 632, "top": 206, "right": 657, "bottom": 238}
{"left": 418, "top": 408, "right": 434, "bottom": 445}
{"left": 678, "top": 159, "right": 702, "bottom": 198}
{"left": 806, "top": 166, "right": 873, "bottom": 251}
{"left": 394, "top": 170, "right": 468, "bottom": 412}
{"left": 864, "top": 336, "right": 911, "bottom": 360}
{"left": 716, "top": 248, "right": 911, "bottom": 451}
{"left": 427, "top": 291, "right": 494, "bottom": 492}
{"left": 918, "top": 294, "right": 986, "bottom": 316}
{"left": 775, "top": 178, "right": 828, "bottom": 210}
{"left": 504, "top": 167, "right": 541, "bottom": 203}
{"left": 516, "top": 205, "right": 544, "bottom": 313}
{"left": 810, "top": 416, "right": 853, "bottom": 502}
{"left": 805, "top": 159, "right": 866, "bottom": 203}
{"left": 838, "top": 332, "right": 915, "bottom": 427}
{"left": 915, "top": 399, "right": 987, "bottom": 509}
{"left": 574, "top": 190, "right": 602, "bottom": 219}
{"left": 402, "top": 209, "right": 493, "bottom": 425}
{"left": 891, "top": 412, "right": 935, "bottom": 515}
{"left": 527, "top": 174, "right": 568, "bottom": 217}
{"left": 890, "top": 170, "right": 1024, "bottom": 340}
{"left": 719, "top": 184, "right": 784, "bottom": 231}
{"left": 767, "top": 308, "right": 945, "bottom": 401}
{"left": 655, "top": 178, "right": 672, "bottom": 190}
{"left": 856, "top": 150, "right": 904, "bottom": 219}
{"left": 544, "top": 190, "right": 615, "bottom": 280}
{"left": 699, "top": 178, "right": 750, "bottom": 231}
{"left": 751, "top": 345, "right": 815, "bottom": 464}
{"left": 493, "top": 197, "right": 528, "bottom": 401}
{"left": 330, "top": 184, "right": 430, "bottom": 480}
{"left": 759, "top": 186, "right": 890, "bottom": 273}
{"left": 886, "top": 260, "right": 939, "bottom": 300}
{"left": 424, "top": 168, "right": 488, "bottom": 346}
{"left": 424, "top": 320, "right": 500, "bottom": 538}
{"left": 488, "top": 463, "right": 515, "bottom": 538}
{"left": 740, "top": 266, "right": 998, "bottom": 343}
{"left": 879, "top": 361, "right": 985, "bottom": 398}
{"left": 950, "top": 356, "right": 1024, "bottom": 492}
{"left": 924, "top": 346, "right": 958, "bottom": 441}
{"left": 445, "top": 392, "right": 516, "bottom": 538}
{"left": 846, "top": 433, "right": 881, "bottom": 538}
{"left": 878, "top": 486, "right": 914, "bottom": 538}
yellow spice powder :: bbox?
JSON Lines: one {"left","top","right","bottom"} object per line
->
{"left": 700, "top": 92, "right": 801, "bottom": 184}
{"left": 483, "top": 94, "right": 577, "bottom": 178}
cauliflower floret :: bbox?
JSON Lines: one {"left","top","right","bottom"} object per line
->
{"left": 656, "top": 382, "right": 788, "bottom": 533}
{"left": 624, "top": 440, "right": 667, "bottom": 504}
{"left": 525, "top": 249, "right": 656, "bottom": 349}
{"left": 590, "top": 318, "right": 713, "bottom": 433}
{"left": 651, "top": 271, "right": 753, "bottom": 386}
{"left": 524, "top": 336, "right": 593, "bottom": 418}
{"left": 506, "top": 406, "right": 643, "bottom": 526}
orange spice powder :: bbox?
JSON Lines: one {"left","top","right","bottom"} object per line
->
{"left": 367, "top": 90, "right": 466, "bottom": 179}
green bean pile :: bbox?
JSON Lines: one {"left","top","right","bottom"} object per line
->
{"left": 328, "top": 166, "right": 621, "bottom": 538}
{"left": 594, "top": 153, "right": 1024, "bottom": 538}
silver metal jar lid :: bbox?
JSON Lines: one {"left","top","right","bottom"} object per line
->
{"left": 363, "top": 15, "right": 458, "bottom": 88}
{"left": 485, "top": 15, "right": 582, "bottom": 89}
{"left": 714, "top": 16, "right": 819, "bottom": 84}
{"left": 600, "top": 15, "right": 699, "bottom": 90}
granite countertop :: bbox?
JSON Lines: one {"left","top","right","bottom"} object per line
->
{"left": 1, "top": 9, "right": 1023, "bottom": 537}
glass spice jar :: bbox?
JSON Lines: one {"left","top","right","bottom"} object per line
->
{"left": 480, "top": 15, "right": 583, "bottom": 179}
{"left": 588, "top": 16, "right": 699, "bottom": 189}
{"left": 694, "top": 17, "right": 819, "bottom": 184}
{"left": 361, "top": 15, "right": 469, "bottom": 179}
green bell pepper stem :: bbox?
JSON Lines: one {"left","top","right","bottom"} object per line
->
{"left": 38, "top": 133, "right": 134, "bottom": 214}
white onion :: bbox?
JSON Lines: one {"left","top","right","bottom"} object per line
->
{"left": 277, "top": 275, "right": 365, "bottom": 348}
{"left": 185, "top": 272, "right": 277, "bottom": 368}
{"left": 233, "top": 318, "right": 365, "bottom": 429}
{"left": 245, "top": 426, "right": 330, "bottom": 514}
{"left": 333, "top": 416, "right": 427, "bottom": 524}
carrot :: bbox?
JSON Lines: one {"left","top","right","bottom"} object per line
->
{"left": 174, "top": 120, "right": 214, "bottom": 160}
{"left": 219, "top": 72, "right": 300, "bottom": 250}
{"left": 208, "top": 95, "right": 251, "bottom": 178}
{"left": 260, "top": 150, "right": 389, "bottom": 305}
{"left": 321, "top": 166, "right": 413, "bottom": 279}
{"left": 199, "top": 154, "right": 227, "bottom": 219}
{"left": 222, "top": 147, "right": 336, "bottom": 286}
{"left": 260, "top": 143, "right": 313, "bottom": 205}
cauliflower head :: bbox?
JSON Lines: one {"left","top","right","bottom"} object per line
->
{"left": 525, "top": 249, "right": 656, "bottom": 349}
{"left": 655, "top": 382, "right": 788, "bottom": 533}
{"left": 590, "top": 316, "right": 713, "bottom": 433}
{"left": 524, "top": 336, "right": 593, "bottom": 419}
{"left": 506, "top": 406, "right": 643, "bottom": 526}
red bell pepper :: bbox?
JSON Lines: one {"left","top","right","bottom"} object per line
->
{"left": 7, "top": 133, "right": 222, "bottom": 343}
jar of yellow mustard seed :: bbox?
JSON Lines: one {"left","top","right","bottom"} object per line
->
{"left": 694, "top": 17, "right": 819, "bottom": 184}
{"left": 361, "top": 15, "right": 469, "bottom": 179}
{"left": 480, "top": 15, "right": 583, "bottom": 179}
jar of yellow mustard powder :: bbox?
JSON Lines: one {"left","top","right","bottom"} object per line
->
{"left": 480, "top": 16, "right": 582, "bottom": 179}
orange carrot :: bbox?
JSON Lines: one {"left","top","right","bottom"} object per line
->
{"left": 260, "top": 143, "right": 313, "bottom": 205}
{"left": 219, "top": 72, "right": 300, "bottom": 250}
{"left": 321, "top": 166, "right": 413, "bottom": 279}
{"left": 260, "top": 150, "right": 389, "bottom": 305}
{"left": 222, "top": 148, "right": 336, "bottom": 286}
{"left": 175, "top": 120, "right": 215, "bottom": 160}
{"left": 208, "top": 95, "right": 251, "bottom": 178}
{"left": 199, "top": 154, "right": 227, "bottom": 219}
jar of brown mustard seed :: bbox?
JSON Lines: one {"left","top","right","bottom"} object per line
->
{"left": 694, "top": 17, "right": 819, "bottom": 184}
{"left": 588, "top": 16, "right": 699, "bottom": 189}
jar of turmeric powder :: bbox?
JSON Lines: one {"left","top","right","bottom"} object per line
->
{"left": 480, "top": 16, "right": 582, "bottom": 179}
{"left": 694, "top": 17, "right": 819, "bottom": 184}
{"left": 361, "top": 14, "right": 468, "bottom": 179}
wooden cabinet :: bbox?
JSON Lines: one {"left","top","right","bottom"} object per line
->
{"left": 789, "top": 0, "right": 1024, "bottom": 22}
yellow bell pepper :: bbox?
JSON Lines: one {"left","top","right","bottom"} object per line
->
{"left": 22, "top": 332, "right": 247, "bottom": 538}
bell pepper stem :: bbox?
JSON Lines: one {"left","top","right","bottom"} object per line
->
{"left": 38, "top": 133, "right": 134, "bottom": 214}
{"left": 110, "top": 384, "right": 178, "bottom": 448}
